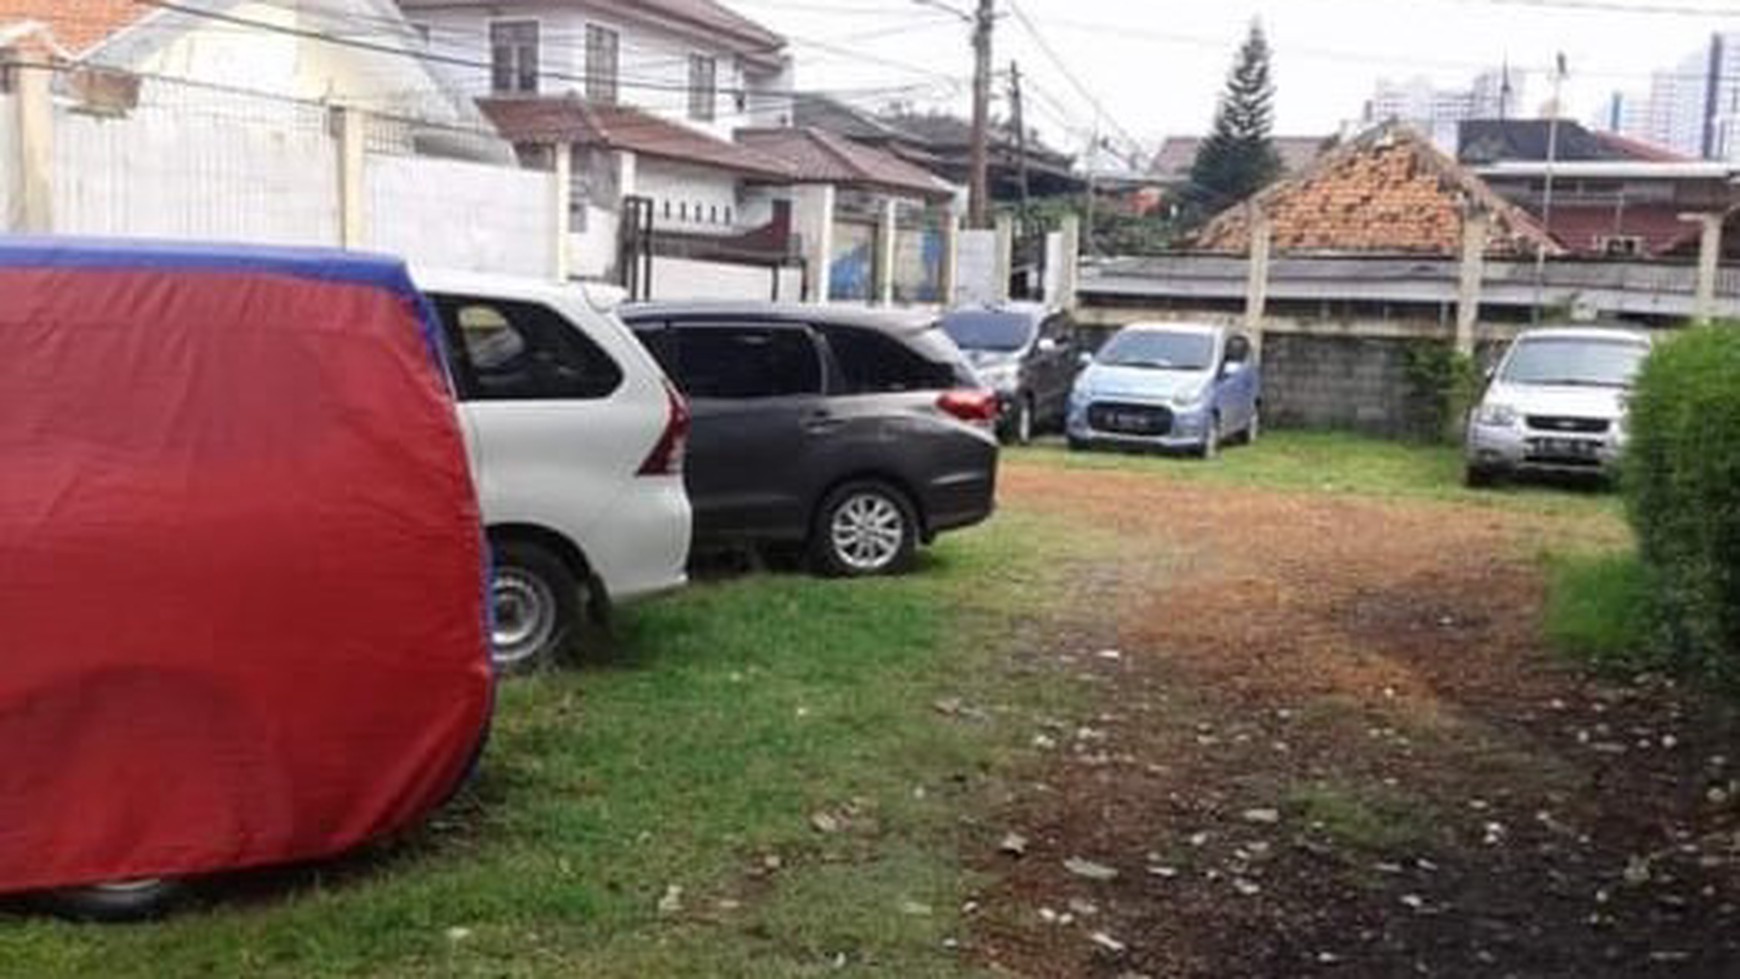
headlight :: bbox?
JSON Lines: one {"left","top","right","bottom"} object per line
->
{"left": 1171, "top": 387, "right": 1207, "bottom": 409}
{"left": 1474, "top": 403, "right": 1519, "bottom": 428}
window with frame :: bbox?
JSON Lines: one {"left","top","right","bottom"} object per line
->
{"left": 689, "top": 54, "right": 717, "bottom": 122}
{"left": 820, "top": 325, "right": 958, "bottom": 394}
{"left": 431, "top": 295, "right": 623, "bottom": 401}
{"left": 489, "top": 21, "right": 539, "bottom": 95}
{"left": 673, "top": 325, "right": 822, "bottom": 399}
{"left": 586, "top": 24, "right": 620, "bottom": 105}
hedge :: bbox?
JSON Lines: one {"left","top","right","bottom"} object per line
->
{"left": 1624, "top": 325, "right": 1740, "bottom": 686}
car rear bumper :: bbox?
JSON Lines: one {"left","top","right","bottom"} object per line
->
{"left": 582, "top": 475, "right": 692, "bottom": 602}
{"left": 921, "top": 457, "right": 998, "bottom": 540}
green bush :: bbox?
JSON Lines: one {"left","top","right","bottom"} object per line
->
{"left": 1624, "top": 325, "right": 1740, "bottom": 687}
{"left": 1544, "top": 552, "right": 1656, "bottom": 672}
{"left": 1403, "top": 343, "right": 1480, "bottom": 444}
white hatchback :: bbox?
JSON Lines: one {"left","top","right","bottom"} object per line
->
{"left": 415, "top": 271, "right": 692, "bottom": 672}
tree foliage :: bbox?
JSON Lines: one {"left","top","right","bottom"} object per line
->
{"left": 1188, "top": 22, "right": 1284, "bottom": 214}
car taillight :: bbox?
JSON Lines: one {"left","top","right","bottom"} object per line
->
{"left": 638, "top": 380, "right": 691, "bottom": 476}
{"left": 937, "top": 388, "right": 999, "bottom": 426}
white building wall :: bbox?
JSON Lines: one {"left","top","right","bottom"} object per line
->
{"left": 0, "top": 93, "right": 14, "bottom": 228}
{"left": 368, "top": 155, "right": 553, "bottom": 276}
{"left": 408, "top": 1, "right": 787, "bottom": 141}
{"left": 635, "top": 159, "right": 742, "bottom": 235}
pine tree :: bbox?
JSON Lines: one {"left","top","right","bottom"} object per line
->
{"left": 1188, "top": 22, "right": 1283, "bottom": 213}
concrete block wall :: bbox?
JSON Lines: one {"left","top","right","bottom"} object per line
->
{"left": 1263, "top": 333, "right": 1446, "bottom": 438}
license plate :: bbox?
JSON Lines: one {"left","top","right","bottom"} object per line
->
{"left": 1535, "top": 438, "right": 1598, "bottom": 459}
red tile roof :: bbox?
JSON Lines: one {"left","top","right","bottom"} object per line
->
{"left": 1590, "top": 130, "right": 1691, "bottom": 163}
{"left": 1193, "top": 125, "right": 1564, "bottom": 259}
{"left": 735, "top": 127, "right": 952, "bottom": 200}
{"left": 480, "top": 97, "right": 792, "bottom": 180}
{"left": 0, "top": 0, "right": 151, "bottom": 54}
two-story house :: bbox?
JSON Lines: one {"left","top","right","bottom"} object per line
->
{"left": 402, "top": 0, "right": 800, "bottom": 279}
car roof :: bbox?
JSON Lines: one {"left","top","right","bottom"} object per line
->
{"left": 0, "top": 236, "right": 419, "bottom": 298}
{"left": 1513, "top": 325, "right": 1652, "bottom": 345}
{"left": 941, "top": 302, "right": 1055, "bottom": 321}
{"left": 1118, "top": 320, "right": 1225, "bottom": 338}
{"left": 620, "top": 301, "right": 937, "bottom": 336}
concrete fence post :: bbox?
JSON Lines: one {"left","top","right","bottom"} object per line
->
{"left": 939, "top": 209, "right": 960, "bottom": 307}
{"left": 1456, "top": 209, "right": 1489, "bottom": 356}
{"left": 1685, "top": 211, "right": 1726, "bottom": 323}
{"left": 1058, "top": 213, "right": 1082, "bottom": 312}
{"left": 993, "top": 212, "right": 1014, "bottom": 303}
{"left": 550, "top": 141, "right": 572, "bottom": 283}
{"left": 12, "top": 53, "right": 54, "bottom": 233}
{"left": 335, "top": 106, "right": 367, "bottom": 249}
{"left": 877, "top": 198, "right": 898, "bottom": 305}
{"left": 1243, "top": 205, "right": 1272, "bottom": 350}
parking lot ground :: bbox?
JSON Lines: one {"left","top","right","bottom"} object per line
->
{"left": 6, "top": 433, "right": 1736, "bottom": 978}
{"left": 970, "top": 440, "right": 1740, "bottom": 978}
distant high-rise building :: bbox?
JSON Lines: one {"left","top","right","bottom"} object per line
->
{"left": 1597, "top": 34, "right": 1740, "bottom": 160}
{"left": 1364, "top": 68, "right": 1526, "bottom": 150}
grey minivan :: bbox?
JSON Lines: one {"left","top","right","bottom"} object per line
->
{"left": 622, "top": 304, "right": 1000, "bottom": 576}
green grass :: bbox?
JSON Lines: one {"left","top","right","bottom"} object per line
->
{"left": 1544, "top": 550, "right": 1657, "bottom": 673}
{"left": 1016, "top": 431, "right": 1622, "bottom": 518}
{"left": 0, "top": 512, "right": 1098, "bottom": 978}
{"left": 1287, "top": 782, "right": 1437, "bottom": 854}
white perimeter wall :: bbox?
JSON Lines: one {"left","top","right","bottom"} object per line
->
{"left": 649, "top": 256, "right": 802, "bottom": 302}
{"left": 0, "top": 94, "right": 15, "bottom": 229}
{"left": 368, "top": 155, "right": 552, "bottom": 277}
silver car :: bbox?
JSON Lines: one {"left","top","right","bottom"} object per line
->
{"left": 1464, "top": 326, "right": 1652, "bottom": 486}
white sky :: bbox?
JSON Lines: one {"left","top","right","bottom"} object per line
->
{"left": 726, "top": 0, "right": 1740, "bottom": 157}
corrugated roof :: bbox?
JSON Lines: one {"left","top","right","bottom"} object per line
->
{"left": 1150, "top": 136, "right": 1328, "bottom": 183}
{"left": 1192, "top": 124, "right": 1564, "bottom": 259}
{"left": 0, "top": 0, "right": 152, "bottom": 55}
{"left": 480, "top": 97, "right": 792, "bottom": 180}
{"left": 735, "top": 127, "right": 952, "bottom": 200}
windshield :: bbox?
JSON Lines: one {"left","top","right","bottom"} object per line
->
{"left": 1500, "top": 338, "right": 1649, "bottom": 388}
{"left": 940, "top": 311, "right": 1035, "bottom": 353}
{"left": 1096, "top": 330, "right": 1217, "bottom": 371}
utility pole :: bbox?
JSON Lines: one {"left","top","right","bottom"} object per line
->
{"left": 1534, "top": 53, "right": 1567, "bottom": 325}
{"left": 969, "top": 0, "right": 995, "bottom": 228}
{"left": 1082, "top": 122, "right": 1100, "bottom": 259}
{"left": 1008, "top": 60, "right": 1032, "bottom": 234}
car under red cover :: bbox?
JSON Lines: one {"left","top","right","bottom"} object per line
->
{"left": 0, "top": 239, "right": 493, "bottom": 902}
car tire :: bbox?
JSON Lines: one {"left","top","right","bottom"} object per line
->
{"left": 489, "top": 539, "right": 580, "bottom": 674}
{"left": 811, "top": 481, "right": 918, "bottom": 578}
{"left": 1198, "top": 415, "right": 1221, "bottom": 460}
{"left": 1014, "top": 396, "right": 1035, "bottom": 446}
{"left": 1244, "top": 407, "right": 1261, "bottom": 445}
{"left": 1067, "top": 436, "right": 1089, "bottom": 452}
{"left": 1464, "top": 464, "right": 1499, "bottom": 489}
{"left": 37, "top": 879, "right": 186, "bottom": 923}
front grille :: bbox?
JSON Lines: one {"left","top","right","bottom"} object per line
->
{"left": 1527, "top": 415, "right": 1610, "bottom": 435}
{"left": 1088, "top": 402, "right": 1173, "bottom": 436}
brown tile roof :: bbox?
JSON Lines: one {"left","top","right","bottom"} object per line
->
{"left": 480, "top": 97, "right": 792, "bottom": 180}
{"left": 0, "top": 0, "right": 152, "bottom": 55}
{"left": 1191, "top": 125, "right": 1564, "bottom": 259}
{"left": 735, "top": 127, "right": 952, "bottom": 200}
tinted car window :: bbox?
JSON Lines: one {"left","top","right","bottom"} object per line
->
{"left": 1500, "top": 338, "right": 1648, "bottom": 388}
{"left": 821, "top": 325, "right": 961, "bottom": 394}
{"left": 1097, "top": 331, "right": 1216, "bottom": 371}
{"left": 432, "top": 295, "right": 623, "bottom": 401}
{"left": 676, "top": 325, "right": 822, "bottom": 399}
{"left": 940, "top": 310, "right": 1036, "bottom": 352}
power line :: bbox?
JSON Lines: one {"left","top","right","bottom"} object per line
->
{"left": 1002, "top": 0, "right": 1141, "bottom": 155}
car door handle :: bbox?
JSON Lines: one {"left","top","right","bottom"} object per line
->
{"left": 803, "top": 411, "right": 844, "bottom": 435}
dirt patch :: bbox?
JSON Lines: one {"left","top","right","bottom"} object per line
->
{"left": 966, "top": 464, "right": 1740, "bottom": 978}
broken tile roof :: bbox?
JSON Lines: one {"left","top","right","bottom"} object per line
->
{"left": 1192, "top": 125, "right": 1565, "bottom": 258}
{"left": 480, "top": 97, "right": 792, "bottom": 180}
{"left": 735, "top": 127, "right": 953, "bottom": 200}
{"left": 0, "top": 0, "right": 153, "bottom": 55}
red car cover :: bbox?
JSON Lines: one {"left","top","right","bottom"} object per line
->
{"left": 0, "top": 239, "right": 493, "bottom": 895}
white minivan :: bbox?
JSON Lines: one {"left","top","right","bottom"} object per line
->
{"left": 415, "top": 271, "right": 692, "bottom": 672}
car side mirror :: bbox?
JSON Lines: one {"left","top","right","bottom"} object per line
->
{"left": 1077, "top": 351, "right": 1094, "bottom": 368}
{"left": 1038, "top": 337, "right": 1060, "bottom": 354}
{"left": 1221, "top": 360, "right": 1245, "bottom": 379}
{"left": 1484, "top": 366, "right": 1497, "bottom": 384}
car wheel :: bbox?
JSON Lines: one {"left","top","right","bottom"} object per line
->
{"left": 1198, "top": 415, "right": 1221, "bottom": 460}
{"left": 1244, "top": 407, "right": 1261, "bottom": 445}
{"left": 811, "top": 482, "right": 918, "bottom": 578}
{"left": 38, "top": 879, "right": 186, "bottom": 923}
{"left": 1067, "top": 436, "right": 1089, "bottom": 452}
{"left": 490, "top": 540, "right": 580, "bottom": 674}
{"left": 1464, "top": 464, "right": 1498, "bottom": 489}
{"left": 1014, "top": 396, "right": 1035, "bottom": 446}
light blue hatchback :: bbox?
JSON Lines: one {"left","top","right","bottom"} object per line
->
{"left": 1066, "top": 322, "right": 1262, "bottom": 458}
